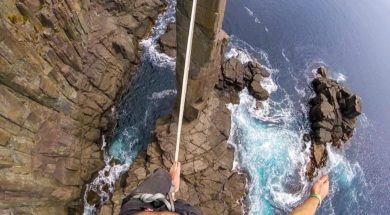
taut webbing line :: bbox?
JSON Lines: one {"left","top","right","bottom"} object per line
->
{"left": 175, "top": 0, "right": 198, "bottom": 162}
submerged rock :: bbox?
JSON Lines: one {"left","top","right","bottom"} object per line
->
{"left": 307, "top": 67, "right": 362, "bottom": 179}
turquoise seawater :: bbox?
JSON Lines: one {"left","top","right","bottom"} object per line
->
{"left": 226, "top": 37, "right": 372, "bottom": 214}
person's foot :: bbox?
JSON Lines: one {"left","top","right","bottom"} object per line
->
{"left": 170, "top": 161, "right": 181, "bottom": 193}
{"left": 311, "top": 175, "right": 330, "bottom": 199}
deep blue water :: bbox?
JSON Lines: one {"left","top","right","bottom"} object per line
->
{"left": 224, "top": 0, "right": 390, "bottom": 214}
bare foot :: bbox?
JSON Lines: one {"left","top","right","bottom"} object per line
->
{"left": 169, "top": 161, "right": 181, "bottom": 193}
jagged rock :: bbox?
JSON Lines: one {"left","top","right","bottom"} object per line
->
{"left": 313, "top": 144, "right": 326, "bottom": 166}
{"left": 219, "top": 58, "right": 270, "bottom": 101}
{"left": 246, "top": 61, "right": 270, "bottom": 77}
{"left": 158, "top": 22, "right": 176, "bottom": 58}
{"left": 307, "top": 67, "right": 362, "bottom": 179}
{"left": 303, "top": 133, "right": 311, "bottom": 142}
{"left": 312, "top": 121, "right": 334, "bottom": 131}
{"left": 316, "top": 66, "right": 329, "bottom": 78}
{"left": 222, "top": 58, "right": 246, "bottom": 86}
{"left": 344, "top": 95, "right": 362, "bottom": 118}
{"left": 249, "top": 81, "right": 269, "bottom": 101}
{"left": 314, "top": 128, "right": 332, "bottom": 144}
{"left": 310, "top": 100, "right": 335, "bottom": 121}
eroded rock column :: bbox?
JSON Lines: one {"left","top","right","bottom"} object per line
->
{"left": 176, "top": 0, "right": 228, "bottom": 121}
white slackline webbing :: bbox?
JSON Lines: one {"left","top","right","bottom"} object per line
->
{"left": 174, "top": 0, "right": 198, "bottom": 161}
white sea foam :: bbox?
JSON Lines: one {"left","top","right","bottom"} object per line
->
{"left": 226, "top": 35, "right": 317, "bottom": 214}
{"left": 282, "top": 49, "right": 290, "bottom": 62}
{"left": 244, "top": 6, "right": 254, "bottom": 16}
{"left": 83, "top": 137, "right": 130, "bottom": 215}
{"left": 334, "top": 72, "right": 347, "bottom": 82}
{"left": 139, "top": 0, "right": 176, "bottom": 70}
{"left": 148, "top": 89, "right": 177, "bottom": 100}
{"left": 225, "top": 46, "right": 254, "bottom": 64}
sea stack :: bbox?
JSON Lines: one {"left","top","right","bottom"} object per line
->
{"left": 306, "top": 67, "right": 362, "bottom": 179}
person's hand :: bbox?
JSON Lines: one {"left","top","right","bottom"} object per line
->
{"left": 311, "top": 175, "right": 329, "bottom": 199}
{"left": 169, "top": 161, "right": 181, "bottom": 193}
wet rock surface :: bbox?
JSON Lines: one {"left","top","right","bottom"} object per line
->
{"left": 0, "top": 0, "right": 165, "bottom": 213}
{"left": 158, "top": 22, "right": 176, "bottom": 58}
{"left": 216, "top": 58, "right": 269, "bottom": 101}
{"left": 307, "top": 67, "right": 362, "bottom": 179}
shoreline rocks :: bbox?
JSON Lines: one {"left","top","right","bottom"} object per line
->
{"left": 306, "top": 67, "right": 362, "bottom": 179}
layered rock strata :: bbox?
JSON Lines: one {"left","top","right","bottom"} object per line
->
{"left": 306, "top": 67, "right": 362, "bottom": 179}
{"left": 176, "top": 0, "right": 228, "bottom": 121}
{"left": 0, "top": 0, "right": 165, "bottom": 213}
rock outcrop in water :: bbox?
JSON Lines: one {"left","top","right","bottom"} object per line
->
{"left": 216, "top": 58, "right": 270, "bottom": 101}
{"left": 0, "top": 0, "right": 165, "bottom": 213}
{"left": 307, "top": 67, "right": 362, "bottom": 179}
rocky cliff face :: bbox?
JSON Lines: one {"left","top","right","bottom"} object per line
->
{"left": 176, "top": 0, "right": 228, "bottom": 121}
{"left": 0, "top": 0, "right": 165, "bottom": 213}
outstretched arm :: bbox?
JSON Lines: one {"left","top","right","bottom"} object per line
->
{"left": 290, "top": 175, "right": 329, "bottom": 215}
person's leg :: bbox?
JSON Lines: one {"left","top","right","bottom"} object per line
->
{"left": 121, "top": 168, "right": 172, "bottom": 207}
{"left": 130, "top": 168, "right": 172, "bottom": 196}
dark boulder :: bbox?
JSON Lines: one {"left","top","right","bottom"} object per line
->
{"left": 218, "top": 58, "right": 270, "bottom": 101}
{"left": 316, "top": 66, "right": 329, "bottom": 78}
{"left": 343, "top": 95, "right": 362, "bottom": 118}
{"left": 312, "top": 120, "right": 333, "bottom": 131}
{"left": 253, "top": 74, "right": 263, "bottom": 82}
{"left": 222, "top": 58, "right": 246, "bottom": 86}
{"left": 310, "top": 101, "right": 334, "bottom": 121}
{"left": 314, "top": 128, "right": 333, "bottom": 144}
{"left": 249, "top": 81, "right": 269, "bottom": 101}
{"left": 303, "top": 133, "right": 311, "bottom": 142}
{"left": 246, "top": 61, "right": 270, "bottom": 77}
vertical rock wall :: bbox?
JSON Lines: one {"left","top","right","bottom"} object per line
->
{"left": 0, "top": 0, "right": 165, "bottom": 213}
{"left": 176, "top": 0, "right": 228, "bottom": 121}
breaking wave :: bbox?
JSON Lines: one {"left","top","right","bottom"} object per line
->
{"left": 226, "top": 36, "right": 371, "bottom": 214}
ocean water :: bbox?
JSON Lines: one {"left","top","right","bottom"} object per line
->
{"left": 83, "top": 0, "right": 177, "bottom": 213}
{"left": 224, "top": 0, "right": 390, "bottom": 214}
